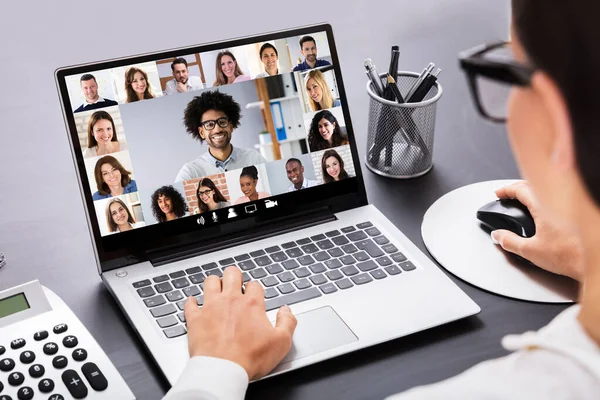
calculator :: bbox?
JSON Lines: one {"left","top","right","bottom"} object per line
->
{"left": 0, "top": 281, "right": 134, "bottom": 399}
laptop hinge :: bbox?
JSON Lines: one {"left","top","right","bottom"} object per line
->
{"left": 147, "top": 206, "right": 336, "bottom": 267}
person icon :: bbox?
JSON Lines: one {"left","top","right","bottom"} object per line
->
{"left": 228, "top": 208, "right": 238, "bottom": 219}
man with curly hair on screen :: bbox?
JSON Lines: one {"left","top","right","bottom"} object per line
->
{"left": 175, "top": 91, "right": 267, "bottom": 182}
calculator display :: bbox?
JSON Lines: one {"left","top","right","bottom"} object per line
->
{"left": 0, "top": 293, "right": 30, "bottom": 318}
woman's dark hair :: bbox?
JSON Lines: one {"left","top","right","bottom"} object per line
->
{"left": 106, "top": 198, "right": 135, "bottom": 232}
{"left": 124, "top": 67, "right": 154, "bottom": 103}
{"left": 308, "top": 110, "right": 346, "bottom": 151}
{"left": 94, "top": 155, "right": 132, "bottom": 195}
{"left": 196, "top": 177, "right": 228, "bottom": 214}
{"left": 183, "top": 91, "right": 241, "bottom": 142}
{"left": 87, "top": 110, "right": 118, "bottom": 148}
{"left": 321, "top": 149, "right": 349, "bottom": 183}
{"left": 512, "top": 0, "right": 600, "bottom": 205}
{"left": 240, "top": 166, "right": 259, "bottom": 180}
{"left": 150, "top": 185, "right": 188, "bottom": 223}
{"left": 213, "top": 50, "right": 245, "bottom": 86}
{"left": 259, "top": 43, "right": 278, "bottom": 58}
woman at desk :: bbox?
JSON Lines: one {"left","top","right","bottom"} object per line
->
{"left": 83, "top": 110, "right": 128, "bottom": 157}
{"left": 304, "top": 69, "right": 340, "bottom": 111}
{"left": 234, "top": 166, "right": 270, "bottom": 204}
{"left": 105, "top": 198, "right": 142, "bottom": 233}
{"left": 151, "top": 185, "right": 188, "bottom": 223}
{"left": 308, "top": 110, "right": 348, "bottom": 151}
{"left": 213, "top": 51, "right": 251, "bottom": 86}
{"left": 254, "top": 43, "right": 279, "bottom": 78}
{"left": 195, "top": 177, "right": 230, "bottom": 213}
{"left": 321, "top": 149, "right": 350, "bottom": 183}
{"left": 125, "top": 67, "right": 155, "bottom": 103}
{"left": 92, "top": 155, "right": 138, "bottom": 200}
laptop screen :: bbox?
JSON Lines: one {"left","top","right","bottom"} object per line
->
{"left": 55, "top": 24, "right": 367, "bottom": 271}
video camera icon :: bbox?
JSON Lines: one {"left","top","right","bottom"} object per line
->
{"left": 264, "top": 200, "right": 278, "bottom": 209}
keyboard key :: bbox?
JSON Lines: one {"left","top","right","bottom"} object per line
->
{"left": 72, "top": 348, "right": 88, "bottom": 362}
{"left": 205, "top": 269, "right": 223, "bottom": 278}
{"left": 33, "top": 330, "right": 48, "bottom": 341}
{"left": 183, "top": 286, "right": 201, "bottom": 297}
{"left": 43, "top": 343, "right": 59, "bottom": 356}
{"left": 391, "top": 252, "right": 408, "bottom": 263}
{"left": 314, "top": 251, "right": 330, "bottom": 261}
{"left": 219, "top": 258, "right": 235, "bottom": 267}
{"left": 336, "top": 278, "right": 354, "bottom": 290}
{"left": 62, "top": 369, "right": 88, "bottom": 399}
{"left": 202, "top": 262, "right": 218, "bottom": 270}
{"left": 157, "top": 315, "right": 178, "bottom": 328}
{"left": 347, "top": 231, "right": 368, "bottom": 241}
{"left": 9, "top": 371, "right": 24, "bottom": 385}
{"left": 309, "top": 263, "right": 326, "bottom": 274}
{"left": 250, "top": 268, "right": 267, "bottom": 279}
{"left": 374, "top": 235, "right": 390, "bottom": 245}
{"left": 164, "top": 325, "right": 187, "bottom": 339}
{"left": 63, "top": 335, "right": 78, "bottom": 348}
{"left": 286, "top": 248, "right": 303, "bottom": 258}
{"left": 144, "top": 295, "right": 166, "bottom": 308}
{"left": 242, "top": 272, "right": 251, "bottom": 282}
{"left": 17, "top": 386, "right": 34, "bottom": 400}
{"left": 310, "top": 274, "right": 327, "bottom": 285}
{"left": 153, "top": 274, "right": 169, "bottom": 283}
{"left": 294, "top": 267, "right": 311, "bottom": 278}
{"left": 185, "top": 266, "right": 202, "bottom": 274}
{"left": 400, "top": 261, "right": 417, "bottom": 271}
{"left": 29, "top": 364, "right": 44, "bottom": 378}
{"left": 342, "top": 244, "right": 358, "bottom": 254}
{"left": 266, "top": 263, "right": 283, "bottom": 274}
{"left": 310, "top": 234, "right": 326, "bottom": 241}
{"left": 264, "top": 288, "right": 279, "bottom": 299}
{"left": 82, "top": 362, "right": 108, "bottom": 391}
{"left": 166, "top": 291, "right": 184, "bottom": 302}
{"left": 357, "top": 260, "right": 378, "bottom": 272}
{"left": 39, "top": 378, "right": 55, "bottom": 393}
{"left": 234, "top": 254, "right": 250, "bottom": 262}
{"left": 354, "top": 251, "right": 370, "bottom": 262}
{"left": 297, "top": 255, "right": 315, "bottom": 266}
{"left": 265, "top": 246, "right": 281, "bottom": 253}
{"left": 365, "top": 227, "right": 381, "bottom": 236}
{"left": 356, "top": 239, "right": 385, "bottom": 258}
{"left": 0, "top": 357, "right": 15, "bottom": 372}
{"left": 316, "top": 239, "right": 335, "bottom": 250}
{"left": 327, "top": 248, "right": 344, "bottom": 257}
{"left": 351, "top": 273, "right": 374, "bottom": 285}
{"left": 189, "top": 273, "right": 205, "bottom": 285}
{"left": 357, "top": 222, "right": 373, "bottom": 229}
{"left": 278, "top": 283, "right": 296, "bottom": 294}
{"left": 325, "top": 259, "right": 342, "bottom": 269}
{"left": 341, "top": 226, "right": 356, "bottom": 233}
{"left": 150, "top": 304, "right": 177, "bottom": 318}
{"left": 177, "top": 312, "right": 186, "bottom": 323}
{"left": 277, "top": 271, "right": 295, "bottom": 283}
{"left": 250, "top": 249, "right": 266, "bottom": 257}
{"left": 320, "top": 283, "right": 338, "bottom": 294}
{"left": 294, "top": 279, "right": 312, "bottom": 290}
{"left": 301, "top": 244, "right": 319, "bottom": 253}
{"left": 238, "top": 260, "right": 257, "bottom": 271}
{"left": 132, "top": 279, "right": 151, "bottom": 288}
{"left": 265, "top": 287, "right": 321, "bottom": 311}
{"left": 340, "top": 255, "right": 356, "bottom": 265}
{"left": 297, "top": 238, "right": 311, "bottom": 245}
{"left": 172, "top": 277, "right": 190, "bottom": 289}
{"left": 332, "top": 236, "right": 350, "bottom": 246}
{"left": 155, "top": 282, "right": 173, "bottom": 293}
{"left": 169, "top": 270, "right": 186, "bottom": 279}
{"left": 271, "top": 252, "right": 288, "bottom": 262}
{"left": 325, "top": 230, "right": 341, "bottom": 237}
{"left": 282, "top": 259, "right": 299, "bottom": 270}
{"left": 326, "top": 270, "right": 343, "bottom": 281}
{"left": 341, "top": 266, "right": 359, "bottom": 276}
{"left": 376, "top": 256, "right": 393, "bottom": 266}
{"left": 385, "top": 265, "right": 402, "bottom": 275}
{"left": 177, "top": 296, "right": 203, "bottom": 310}
{"left": 281, "top": 241, "right": 296, "bottom": 249}
{"left": 53, "top": 355, "right": 68, "bottom": 369}
{"left": 255, "top": 256, "right": 272, "bottom": 266}
{"left": 382, "top": 244, "right": 399, "bottom": 254}
{"left": 137, "top": 286, "right": 155, "bottom": 298}
{"left": 19, "top": 351, "right": 35, "bottom": 364}
{"left": 261, "top": 276, "right": 279, "bottom": 287}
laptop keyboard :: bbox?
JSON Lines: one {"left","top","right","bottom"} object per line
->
{"left": 131, "top": 221, "right": 417, "bottom": 339}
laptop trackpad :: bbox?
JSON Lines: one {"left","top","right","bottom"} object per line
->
{"left": 279, "top": 306, "right": 358, "bottom": 363}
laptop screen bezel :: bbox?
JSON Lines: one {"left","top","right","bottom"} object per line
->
{"left": 55, "top": 23, "right": 368, "bottom": 273}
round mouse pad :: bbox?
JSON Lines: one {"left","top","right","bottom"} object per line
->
{"left": 422, "top": 179, "right": 578, "bottom": 303}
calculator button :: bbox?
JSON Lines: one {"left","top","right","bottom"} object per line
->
{"left": 19, "top": 351, "right": 35, "bottom": 364}
{"left": 28, "top": 364, "right": 45, "bottom": 378}
{"left": 81, "top": 362, "right": 108, "bottom": 391}
{"left": 53, "top": 324, "right": 68, "bottom": 334}
{"left": 33, "top": 330, "right": 48, "bottom": 341}
{"left": 0, "top": 358, "right": 15, "bottom": 372}
{"left": 8, "top": 371, "right": 24, "bottom": 386}
{"left": 48, "top": 395, "right": 65, "bottom": 400}
{"left": 10, "top": 339, "right": 26, "bottom": 350}
{"left": 43, "top": 343, "right": 59, "bottom": 355}
{"left": 0, "top": 396, "right": 9, "bottom": 400}
{"left": 61, "top": 370, "right": 88, "bottom": 399}
{"left": 62, "top": 336, "right": 78, "bottom": 348}
{"left": 16, "top": 387, "right": 33, "bottom": 400}
{"left": 52, "top": 356, "right": 68, "bottom": 369}
{"left": 72, "top": 349, "right": 87, "bottom": 362}
{"left": 39, "top": 378, "right": 55, "bottom": 393}
{"left": 0, "top": 381, "right": 3, "bottom": 392}
{"left": 0, "top": 345, "right": 4, "bottom": 355}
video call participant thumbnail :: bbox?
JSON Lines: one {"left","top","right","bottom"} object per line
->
{"left": 308, "top": 110, "right": 348, "bottom": 151}
{"left": 151, "top": 185, "right": 188, "bottom": 223}
{"left": 176, "top": 91, "right": 267, "bottom": 181}
{"left": 292, "top": 35, "right": 331, "bottom": 72}
{"left": 164, "top": 57, "right": 205, "bottom": 95}
{"left": 286, "top": 158, "right": 317, "bottom": 192}
{"left": 73, "top": 74, "right": 118, "bottom": 113}
{"left": 234, "top": 166, "right": 270, "bottom": 204}
{"left": 92, "top": 155, "right": 138, "bottom": 200}
{"left": 105, "top": 198, "right": 142, "bottom": 233}
{"left": 321, "top": 149, "right": 350, "bottom": 183}
{"left": 195, "top": 177, "right": 230, "bottom": 214}
{"left": 125, "top": 67, "right": 155, "bottom": 103}
{"left": 305, "top": 69, "right": 341, "bottom": 111}
{"left": 254, "top": 43, "right": 279, "bottom": 78}
{"left": 213, "top": 51, "right": 251, "bottom": 86}
{"left": 83, "top": 110, "right": 128, "bottom": 157}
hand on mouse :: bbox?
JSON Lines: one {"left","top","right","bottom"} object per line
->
{"left": 184, "top": 266, "right": 297, "bottom": 380}
{"left": 492, "top": 181, "right": 584, "bottom": 282}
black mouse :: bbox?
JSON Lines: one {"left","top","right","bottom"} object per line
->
{"left": 476, "top": 199, "right": 536, "bottom": 238}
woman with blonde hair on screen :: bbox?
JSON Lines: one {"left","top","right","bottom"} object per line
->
{"left": 213, "top": 51, "right": 251, "bottom": 86}
{"left": 83, "top": 110, "right": 128, "bottom": 157}
{"left": 304, "top": 69, "right": 341, "bottom": 111}
{"left": 124, "top": 67, "right": 155, "bottom": 102}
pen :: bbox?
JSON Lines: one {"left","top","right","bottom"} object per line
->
{"left": 408, "top": 68, "right": 441, "bottom": 103}
{"left": 364, "top": 58, "right": 385, "bottom": 97}
{"left": 405, "top": 62, "right": 435, "bottom": 102}
{"left": 382, "top": 46, "right": 401, "bottom": 101}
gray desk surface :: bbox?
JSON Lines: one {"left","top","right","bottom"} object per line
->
{"left": 0, "top": 1, "right": 569, "bottom": 399}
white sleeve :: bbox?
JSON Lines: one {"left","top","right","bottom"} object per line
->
{"left": 162, "top": 356, "right": 249, "bottom": 400}
{"left": 165, "top": 80, "right": 176, "bottom": 96}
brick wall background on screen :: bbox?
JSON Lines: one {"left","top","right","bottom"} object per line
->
{"left": 311, "top": 145, "right": 356, "bottom": 183}
{"left": 183, "top": 173, "right": 229, "bottom": 214}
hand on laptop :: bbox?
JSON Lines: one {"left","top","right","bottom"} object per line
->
{"left": 492, "top": 181, "right": 584, "bottom": 281}
{"left": 184, "top": 266, "right": 297, "bottom": 380}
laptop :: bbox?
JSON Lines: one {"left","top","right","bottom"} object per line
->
{"left": 55, "top": 23, "right": 480, "bottom": 385}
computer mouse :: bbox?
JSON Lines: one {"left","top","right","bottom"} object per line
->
{"left": 476, "top": 199, "right": 536, "bottom": 238}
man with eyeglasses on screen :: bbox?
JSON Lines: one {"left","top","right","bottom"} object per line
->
{"left": 175, "top": 91, "right": 267, "bottom": 182}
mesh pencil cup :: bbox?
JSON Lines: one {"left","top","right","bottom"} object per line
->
{"left": 365, "top": 71, "right": 443, "bottom": 178}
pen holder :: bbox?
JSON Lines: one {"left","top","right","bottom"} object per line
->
{"left": 365, "top": 71, "right": 443, "bottom": 178}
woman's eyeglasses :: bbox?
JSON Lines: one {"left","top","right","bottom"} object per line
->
{"left": 198, "top": 189, "right": 213, "bottom": 197}
{"left": 459, "top": 41, "right": 535, "bottom": 123}
{"left": 200, "top": 117, "right": 230, "bottom": 131}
